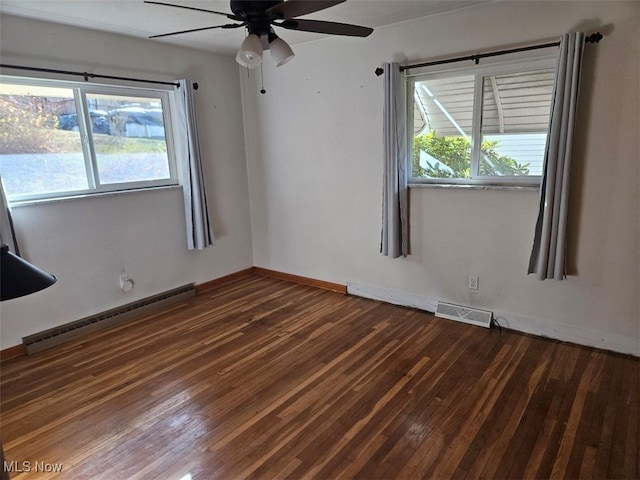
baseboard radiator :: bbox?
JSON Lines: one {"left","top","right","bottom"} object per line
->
{"left": 22, "top": 284, "right": 196, "bottom": 355}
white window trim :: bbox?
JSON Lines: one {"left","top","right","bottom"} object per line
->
{"left": 0, "top": 75, "right": 179, "bottom": 203}
{"left": 406, "top": 54, "right": 557, "bottom": 187}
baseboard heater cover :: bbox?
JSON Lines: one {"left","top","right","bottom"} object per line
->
{"left": 435, "top": 301, "right": 492, "bottom": 328}
{"left": 22, "top": 284, "right": 196, "bottom": 354}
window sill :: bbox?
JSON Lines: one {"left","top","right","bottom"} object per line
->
{"left": 9, "top": 185, "right": 182, "bottom": 208}
{"left": 408, "top": 183, "right": 539, "bottom": 192}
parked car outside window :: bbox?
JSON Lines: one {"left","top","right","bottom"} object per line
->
{"left": 57, "top": 110, "right": 110, "bottom": 135}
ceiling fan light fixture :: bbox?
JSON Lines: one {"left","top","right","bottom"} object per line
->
{"left": 269, "top": 35, "right": 295, "bottom": 67}
{"left": 236, "top": 33, "right": 263, "bottom": 68}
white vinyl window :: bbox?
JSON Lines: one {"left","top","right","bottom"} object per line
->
{"left": 0, "top": 76, "right": 178, "bottom": 202}
{"left": 408, "top": 56, "right": 556, "bottom": 186}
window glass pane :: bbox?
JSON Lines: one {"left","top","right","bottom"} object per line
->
{"left": 412, "top": 75, "right": 474, "bottom": 179}
{"left": 479, "top": 69, "right": 554, "bottom": 176}
{"left": 86, "top": 93, "right": 170, "bottom": 185}
{"left": 0, "top": 83, "right": 88, "bottom": 198}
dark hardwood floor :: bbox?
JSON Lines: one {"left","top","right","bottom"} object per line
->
{"left": 1, "top": 274, "right": 638, "bottom": 479}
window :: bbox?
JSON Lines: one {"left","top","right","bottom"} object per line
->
{"left": 0, "top": 76, "right": 177, "bottom": 202}
{"left": 408, "top": 57, "right": 556, "bottom": 186}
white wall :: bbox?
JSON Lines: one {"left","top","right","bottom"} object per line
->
{"left": 241, "top": 1, "right": 639, "bottom": 355}
{"left": 0, "top": 15, "right": 254, "bottom": 349}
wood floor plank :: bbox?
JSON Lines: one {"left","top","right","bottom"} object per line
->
{"left": 1, "top": 275, "right": 638, "bottom": 479}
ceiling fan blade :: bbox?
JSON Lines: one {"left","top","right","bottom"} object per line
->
{"left": 267, "top": 0, "right": 345, "bottom": 19}
{"left": 144, "top": 1, "right": 233, "bottom": 18}
{"left": 149, "top": 23, "right": 244, "bottom": 39}
{"left": 279, "top": 19, "right": 373, "bottom": 37}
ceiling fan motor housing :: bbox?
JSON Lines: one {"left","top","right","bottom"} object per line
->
{"left": 230, "top": 1, "right": 282, "bottom": 19}
{"left": 231, "top": 1, "right": 283, "bottom": 36}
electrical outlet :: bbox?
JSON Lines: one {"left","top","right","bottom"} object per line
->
{"left": 468, "top": 275, "right": 479, "bottom": 290}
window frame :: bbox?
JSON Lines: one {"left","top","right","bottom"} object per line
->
{"left": 406, "top": 54, "right": 557, "bottom": 187}
{"left": 0, "top": 75, "right": 179, "bottom": 203}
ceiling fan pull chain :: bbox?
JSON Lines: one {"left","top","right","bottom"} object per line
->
{"left": 260, "top": 63, "right": 267, "bottom": 95}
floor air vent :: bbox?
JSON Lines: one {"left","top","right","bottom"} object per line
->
{"left": 22, "top": 284, "right": 196, "bottom": 354}
{"left": 435, "top": 301, "right": 492, "bottom": 328}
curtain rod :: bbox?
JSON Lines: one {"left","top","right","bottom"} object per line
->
{"left": 374, "top": 32, "right": 603, "bottom": 76}
{"left": 0, "top": 63, "right": 199, "bottom": 89}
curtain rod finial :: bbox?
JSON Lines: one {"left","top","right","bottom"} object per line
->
{"left": 586, "top": 32, "right": 603, "bottom": 43}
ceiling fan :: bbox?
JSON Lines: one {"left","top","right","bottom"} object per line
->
{"left": 145, "top": 0, "right": 373, "bottom": 68}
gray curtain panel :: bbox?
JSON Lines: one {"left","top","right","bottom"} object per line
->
{"left": 0, "top": 175, "right": 20, "bottom": 255}
{"left": 175, "top": 79, "right": 214, "bottom": 251}
{"left": 528, "top": 32, "right": 585, "bottom": 280}
{"left": 380, "top": 62, "right": 409, "bottom": 258}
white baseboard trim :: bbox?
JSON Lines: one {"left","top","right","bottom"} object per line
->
{"left": 346, "top": 281, "right": 639, "bottom": 357}
{"left": 347, "top": 281, "right": 439, "bottom": 313}
{"left": 492, "top": 310, "right": 639, "bottom": 357}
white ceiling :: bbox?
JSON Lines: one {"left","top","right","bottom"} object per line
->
{"left": 0, "top": 0, "right": 490, "bottom": 55}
